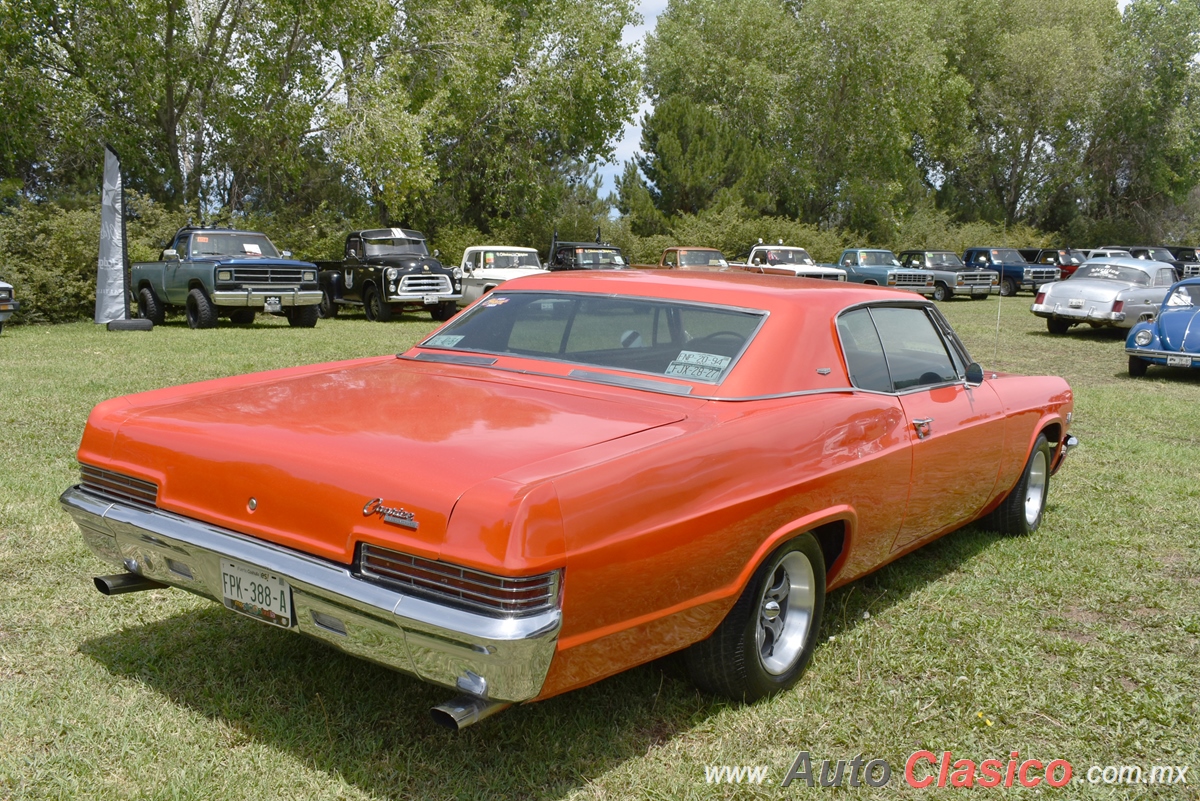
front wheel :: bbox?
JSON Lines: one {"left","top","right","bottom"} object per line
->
{"left": 1128, "top": 355, "right": 1148, "bottom": 378}
{"left": 185, "top": 288, "right": 217, "bottom": 329}
{"left": 364, "top": 286, "right": 392, "bottom": 322}
{"left": 990, "top": 433, "right": 1051, "bottom": 536}
{"left": 999, "top": 278, "right": 1018, "bottom": 297}
{"left": 932, "top": 283, "right": 951, "bottom": 302}
{"left": 430, "top": 300, "right": 457, "bottom": 322}
{"left": 1047, "top": 318, "right": 1071, "bottom": 335}
{"left": 318, "top": 287, "right": 338, "bottom": 319}
{"left": 287, "top": 304, "right": 319, "bottom": 328}
{"left": 684, "top": 534, "right": 826, "bottom": 701}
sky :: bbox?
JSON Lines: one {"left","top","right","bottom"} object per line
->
{"left": 596, "top": 0, "right": 669, "bottom": 199}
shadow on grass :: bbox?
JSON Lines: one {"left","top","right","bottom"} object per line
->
{"left": 79, "top": 520, "right": 1010, "bottom": 797}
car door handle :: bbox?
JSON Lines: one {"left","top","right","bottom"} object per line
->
{"left": 912, "top": 418, "right": 934, "bottom": 439}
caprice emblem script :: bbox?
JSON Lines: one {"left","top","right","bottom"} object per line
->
{"left": 363, "top": 498, "right": 419, "bottom": 530}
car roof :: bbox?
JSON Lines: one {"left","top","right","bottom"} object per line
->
{"left": 488, "top": 270, "right": 929, "bottom": 398}
{"left": 175, "top": 226, "right": 265, "bottom": 237}
{"left": 466, "top": 245, "right": 537, "bottom": 252}
{"left": 1079, "top": 257, "right": 1162, "bottom": 274}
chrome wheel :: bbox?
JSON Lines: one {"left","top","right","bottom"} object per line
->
{"left": 755, "top": 551, "right": 816, "bottom": 675}
{"left": 1023, "top": 448, "right": 1048, "bottom": 527}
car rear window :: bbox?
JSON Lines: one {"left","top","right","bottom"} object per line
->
{"left": 1073, "top": 264, "right": 1150, "bottom": 285}
{"left": 420, "top": 292, "right": 766, "bottom": 384}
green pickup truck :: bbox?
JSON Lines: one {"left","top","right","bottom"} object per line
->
{"left": 134, "top": 225, "right": 322, "bottom": 328}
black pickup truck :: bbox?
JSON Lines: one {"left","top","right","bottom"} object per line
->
{"left": 547, "top": 232, "right": 628, "bottom": 271}
{"left": 315, "top": 228, "right": 462, "bottom": 322}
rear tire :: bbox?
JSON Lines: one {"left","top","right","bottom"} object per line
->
{"left": 1128, "top": 355, "right": 1148, "bottom": 378}
{"left": 364, "top": 286, "right": 392, "bottom": 322}
{"left": 287, "top": 304, "right": 319, "bottom": 328}
{"left": 684, "top": 534, "right": 825, "bottom": 701}
{"left": 990, "top": 434, "right": 1051, "bottom": 536}
{"left": 138, "top": 287, "right": 165, "bottom": 325}
{"left": 1046, "top": 318, "right": 1071, "bottom": 335}
{"left": 185, "top": 288, "right": 217, "bottom": 329}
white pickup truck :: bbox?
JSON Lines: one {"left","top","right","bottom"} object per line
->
{"left": 458, "top": 246, "right": 547, "bottom": 306}
{"left": 728, "top": 243, "right": 847, "bottom": 281}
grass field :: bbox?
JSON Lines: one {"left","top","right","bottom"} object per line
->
{"left": 1, "top": 298, "right": 1197, "bottom": 800}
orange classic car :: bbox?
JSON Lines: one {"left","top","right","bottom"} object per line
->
{"left": 61, "top": 271, "right": 1076, "bottom": 729}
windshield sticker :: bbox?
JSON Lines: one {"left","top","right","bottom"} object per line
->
{"left": 195, "top": 236, "right": 209, "bottom": 242}
{"left": 481, "top": 297, "right": 509, "bottom": 307}
{"left": 427, "top": 334, "right": 465, "bottom": 347}
{"left": 665, "top": 350, "right": 733, "bottom": 381}
{"left": 243, "top": 243, "right": 261, "bottom": 255}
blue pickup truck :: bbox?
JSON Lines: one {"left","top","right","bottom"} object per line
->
{"left": 962, "top": 247, "right": 1060, "bottom": 297}
{"left": 835, "top": 249, "right": 936, "bottom": 295}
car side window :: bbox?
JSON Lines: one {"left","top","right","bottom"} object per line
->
{"left": 868, "top": 306, "right": 958, "bottom": 391}
{"left": 836, "top": 309, "right": 892, "bottom": 392}
{"left": 1155, "top": 268, "right": 1174, "bottom": 286}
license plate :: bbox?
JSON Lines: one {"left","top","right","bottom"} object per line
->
{"left": 1068, "top": 298, "right": 1084, "bottom": 308}
{"left": 264, "top": 296, "right": 283, "bottom": 313}
{"left": 1167, "top": 355, "right": 1193, "bottom": 367}
{"left": 221, "top": 559, "right": 292, "bottom": 628}
{"left": 973, "top": 286, "right": 989, "bottom": 294}
{"left": 423, "top": 294, "right": 439, "bottom": 305}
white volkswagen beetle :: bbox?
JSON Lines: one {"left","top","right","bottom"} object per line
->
{"left": 1030, "top": 257, "right": 1177, "bottom": 334}
{"left": 458, "top": 246, "right": 547, "bottom": 306}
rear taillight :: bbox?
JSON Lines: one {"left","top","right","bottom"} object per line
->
{"left": 1035, "top": 292, "right": 1046, "bottom": 304}
{"left": 1112, "top": 300, "right": 1125, "bottom": 314}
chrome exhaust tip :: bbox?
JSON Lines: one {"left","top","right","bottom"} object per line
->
{"left": 430, "top": 694, "right": 511, "bottom": 731}
{"left": 94, "top": 572, "right": 167, "bottom": 595}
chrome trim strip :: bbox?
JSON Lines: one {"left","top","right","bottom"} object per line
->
{"left": 210, "top": 289, "right": 322, "bottom": 307}
{"left": 59, "top": 486, "right": 560, "bottom": 702}
{"left": 568, "top": 369, "right": 695, "bottom": 395}
{"left": 1125, "top": 347, "right": 1197, "bottom": 360}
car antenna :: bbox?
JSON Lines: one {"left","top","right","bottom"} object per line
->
{"left": 595, "top": 227, "right": 602, "bottom": 245}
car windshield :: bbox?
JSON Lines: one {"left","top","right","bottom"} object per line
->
{"left": 1165, "top": 285, "right": 1200, "bottom": 307}
{"left": 1140, "top": 247, "right": 1176, "bottom": 263}
{"left": 1072, "top": 263, "right": 1150, "bottom": 285}
{"left": 573, "top": 248, "right": 625, "bottom": 267}
{"left": 420, "top": 291, "right": 765, "bottom": 385}
{"left": 1060, "top": 250, "right": 1086, "bottom": 264}
{"left": 991, "top": 249, "right": 1025, "bottom": 263}
{"left": 482, "top": 251, "right": 541, "bottom": 269}
{"left": 926, "top": 252, "right": 965, "bottom": 268}
{"left": 189, "top": 232, "right": 279, "bottom": 258}
{"left": 860, "top": 251, "right": 899, "bottom": 266}
{"left": 763, "top": 248, "right": 813, "bottom": 265}
{"left": 364, "top": 237, "right": 429, "bottom": 256}
{"left": 679, "top": 249, "right": 729, "bottom": 267}
{"left": 1174, "top": 249, "right": 1198, "bottom": 262}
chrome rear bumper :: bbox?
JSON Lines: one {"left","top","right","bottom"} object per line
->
{"left": 59, "top": 486, "right": 559, "bottom": 703}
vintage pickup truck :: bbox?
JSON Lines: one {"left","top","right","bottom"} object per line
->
{"left": 836, "top": 249, "right": 935, "bottom": 295}
{"left": 728, "top": 243, "right": 847, "bottom": 281}
{"left": 133, "top": 225, "right": 322, "bottom": 329}
{"left": 632, "top": 247, "right": 729, "bottom": 271}
{"left": 458, "top": 246, "right": 545, "bottom": 306}
{"left": 316, "top": 228, "right": 461, "bottom": 322}
{"left": 547, "top": 233, "right": 628, "bottom": 271}
{"left": 896, "top": 250, "right": 997, "bottom": 301}
{"left": 962, "top": 247, "right": 1060, "bottom": 297}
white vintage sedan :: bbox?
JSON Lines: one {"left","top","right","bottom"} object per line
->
{"left": 0, "top": 278, "right": 18, "bottom": 335}
{"left": 458, "top": 246, "right": 546, "bottom": 306}
{"left": 1030, "top": 257, "right": 1177, "bottom": 334}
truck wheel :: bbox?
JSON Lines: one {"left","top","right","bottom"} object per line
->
{"left": 287, "top": 304, "right": 319, "bottom": 328}
{"left": 228, "top": 308, "right": 256, "bottom": 325}
{"left": 1046, "top": 318, "right": 1071, "bottom": 335}
{"left": 932, "top": 283, "right": 951, "bottom": 302}
{"left": 364, "top": 286, "right": 392, "bottom": 322}
{"left": 1000, "top": 278, "right": 1018, "bottom": 297}
{"left": 1128, "top": 355, "right": 1148, "bottom": 378}
{"left": 430, "top": 301, "right": 457, "bottom": 322}
{"left": 185, "top": 288, "right": 217, "bottom": 329}
{"left": 138, "top": 287, "right": 165, "bottom": 325}
{"left": 318, "top": 288, "right": 338, "bottom": 319}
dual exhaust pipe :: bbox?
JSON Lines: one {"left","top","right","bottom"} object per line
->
{"left": 95, "top": 571, "right": 509, "bottom": 730}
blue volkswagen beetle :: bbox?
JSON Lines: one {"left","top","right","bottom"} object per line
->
{"left": 1126, "top": 278, "right": 1200, "bottom": 377}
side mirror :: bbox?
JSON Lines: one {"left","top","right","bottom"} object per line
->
{"left": 281, "top": 250, "right": 292, "bottom": 258}
{"left": 752, "top": 257, "right": 761, "bottom": 265}
{"left": 163, "top": 248, "right": 178, "bottom": 260}
{"left": 433, "top": 249, "right": 441, "bottom": 258}
{"left": 965, "top": 362, "right": 984, "bottom": 386}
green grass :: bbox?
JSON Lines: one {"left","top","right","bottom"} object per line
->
{"left": 1, "top": 298, "right": 1197, "bottom": 799}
